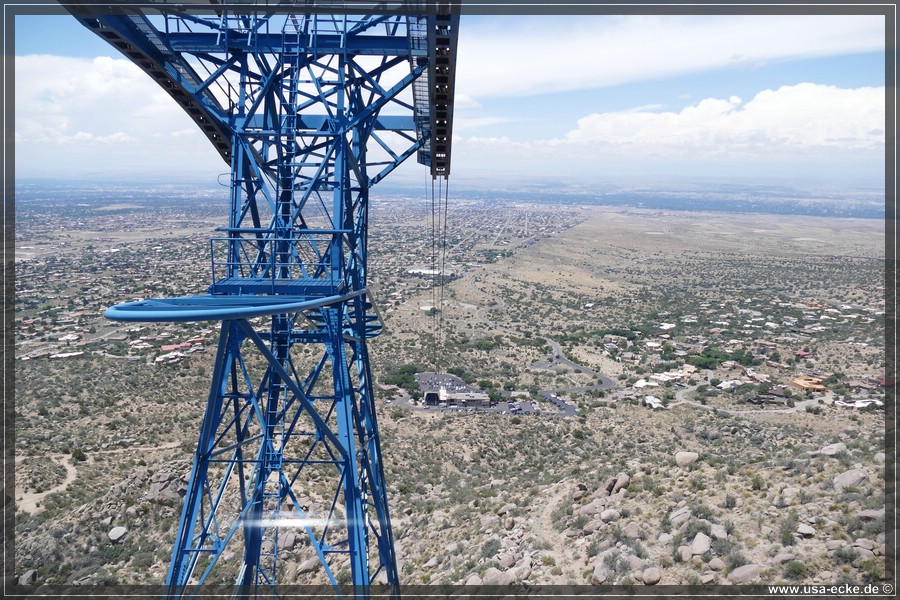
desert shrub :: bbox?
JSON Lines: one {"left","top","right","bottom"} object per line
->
{"left": 480, "top": 538, "right": 501, "bottom": 559}
{"left": 784, "top": 561, "right": 807, "bottom": 580}
{"left": 834, "top": 546, "right": 859, "bottom": 564}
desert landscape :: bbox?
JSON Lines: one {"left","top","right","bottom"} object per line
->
{"left": 12, "top": 187, "right": 888, "bottom": 590}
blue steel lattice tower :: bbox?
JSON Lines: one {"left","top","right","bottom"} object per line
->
{"left": 68, "top": 1, "right": 458, "bottom": 594}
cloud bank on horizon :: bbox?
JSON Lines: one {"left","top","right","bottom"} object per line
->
{"left": 14, "top": 13, "right": 886, "bottom": 186}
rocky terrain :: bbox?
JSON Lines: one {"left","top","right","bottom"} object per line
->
{"left": 13, "top": 204, "right": 888, "bottom": 592}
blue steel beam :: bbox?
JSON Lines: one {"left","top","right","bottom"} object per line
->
{"left": 79, "top": 4, "right": 459, "bottom": 596}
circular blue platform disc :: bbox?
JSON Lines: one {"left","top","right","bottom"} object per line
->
{"left": 104, "top": 293, "right": 359, "bottom": 322}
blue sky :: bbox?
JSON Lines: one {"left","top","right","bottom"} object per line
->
{"left": 13, "top": 12, "right": 887, "bottom": 188}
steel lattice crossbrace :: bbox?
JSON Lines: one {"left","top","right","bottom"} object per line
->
{"left": 68, "top": 1, "right": 458, "bottom": 594}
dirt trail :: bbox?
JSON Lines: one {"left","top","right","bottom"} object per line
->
{"left": 15, "top": 441, "right": 182, "bottom": 515}
{"left": 15, "top": 454, "right": 77, "bottom": 515}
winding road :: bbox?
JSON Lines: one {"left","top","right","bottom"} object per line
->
{"left": 464, "top": 272, "right": 615, "bottom": 415}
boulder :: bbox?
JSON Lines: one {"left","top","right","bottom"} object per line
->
{"left": 623, "top": 521, "right": 641, "bottom": 539}
{"left": 496, "top": 503, "right": 516, "bottom": 516}
{"left": 710, "top": 523, "right": 728, "bottom": 540}
{"left": 612, "top": 473, "right": 631, "bottom": 493}
{"left": 833, "top": 468, "right": 868, "bottom": 491}
{"left": 297, "top": 557, "right": 319, "bottom": 574}
{"left": 497, "top": 553, "right": 516, "bottom": 569}
{"left": 602, "top": 476, "right": 619, "bottom": 495}
{"left": 691, "top": 532, "right": 711, "bottom": 556}
{"left": 811, "top": 442, "right": 847, "bottom": 456}
{"left": 678, "top": 545, "right": 692, "bottom": 563}
{"left": 642, "top": 567, "right": 661, "bottom": 585}
{"left": 464, "top": 573, "right": 482, "bottom": 586}
{"left": 858, "top": 509, "right": 884, "bottom": 521}
{"left": 853, "top": 538, "right": 876, "bottom": 551}
{"left": 482, "top": 567, "right": 515, "bottom": 586}
{"left": 797, "top": 523, "right": 816, "bottom": 538}
{"left": 669, "top": 506, "right": 691, "bottom": 527}
{"left": 281, "top": 532, "right": 297, "bottom": 551}
{"left": 575, "top": 498, "right": 607, "bottom": 517}
{"left": 423, "top": 556, "right": 438, "bottom": 569}
{"left": 591, "top": 560, "right": 611, "bottom": 585}
{"left": 600, "top": 509, "right": 620, "bottom": 523}
{"left": 18, "top": 570, "right": 36, "bottom": 587}
{"left": 108, "top": 526, "right": 128, "bottom": 543}
{"left": 708, "top": 557, "right": 725, "bottom": 571}
{"left": 583, "top": 519, "right": 604, "bottom": 534}
{"left": 727, "top": 564, "right": 762, "bottom": 584}
{"left": 675, "top": 451, "right": 699, "bottom": 467}
{"left": 852, "top": 548, "right": 876, "bottom": 565}
{"left": 772, "top": 552, "right": 796, "bottom": 564}
{"left": 504, "top": 517, "right": 515, "bottom": 530}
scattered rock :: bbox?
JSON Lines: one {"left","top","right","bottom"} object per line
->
{"left": 583, "top": 519, "right": 604, "bottom": 534}
{"left": 297, "top": 557, "right": 319, "bottom": 574}
{"left": 853, "top": 538, "right": 875, "bottom": 551}
{"left": 700, "top": 572, "right": 716, "bottom": 584}
{"left": 675, "top": 451, "right": 699, "bottom": 467}
{"left": 825, "top": 540, "right": 846, "bottom": 551}
{"left": 858, "top": 509, "right": 884, "bottom": 521}
{"left": 710, "top": 523, "right": 728, "bottom": 540}
{"left": 423, "top": 556, "right": 438, "bottom": 569}
{"left": 833, "top": 468, "right": 868, "bottom": 491}
{"left": 18, "top": 570, "right": 36, "bottom": 587}
{"left": 810, "top": 442, "right": 847, "bottom": 456}
{"left": 600, "top": 508, "right": 620, "bottom": 523}
{"left": 642, "top": 567, "right": 661, "bottom": 585}
{"left": 496, "top": 503, "right": 516, "bottom": 516}
{"left": 575, "top": 498, "right": 607, "bottom": 517}
{"left": 591, "top": 560, "right": 611, "bottom": 585}
{"left": 612, "top": 473, "right": 631, "bottom": 493}
{"left": 669, "top": 506, "right": 691, "bottom": 527}
{"left": 772, "top": 552, "right": 796, "bottom": 564}
{"left": 797, "top": 523, "right": 816, "bottom": 538}
{"left": 602, "top": 476, "right": 619, "bottom": 495}
{"left": 658, "top": 533, "right": 672, "bottom": 545}
{"left": 108, "top": 526, "right": 128, "bottom": 543}
{"left": 727, "top": 564, "right": 762, "bottom": 584}
{"left": 281, "top": 533, "right": 297, "bottom": 551}
{"left": 498, "top": 553, "right": 516, "bottom": 569}
{"left": 781, "top": 487, "right": 800, "bottom": 505}
{"left": 482, "top": 566, "right": 515, "bottom": 586}
{"left": 691, "top": 532, "right": 711, "bottom": 555}
{"left": 852, "top": 548, "right": 876, "bottom": 565}
{"left": 623, "top": 521, "right": 641, "bottom": 539}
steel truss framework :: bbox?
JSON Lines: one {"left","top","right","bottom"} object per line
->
{"left": 70, "top": 2, "right": 458, "bottom": 595}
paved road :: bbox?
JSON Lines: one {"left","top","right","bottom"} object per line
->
{"left": 462, "top": 272, "right": 615, "bottom": 415}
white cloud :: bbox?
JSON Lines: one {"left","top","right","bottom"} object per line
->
{"left": 457, "top": 15, "right": 884, "bottom": 100}
{"left": 451, "top": 82, "right": 883, "bottom": 179}
{"left": 559, "top": 83, "right": 884, "bottom": 157}
{"left": 15, "top": 54, "right": 223, "bottom": 177}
